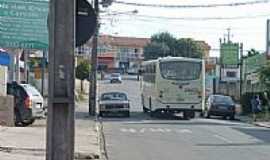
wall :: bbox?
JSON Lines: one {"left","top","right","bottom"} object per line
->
{"left": 217, "top": 81, "right": 240, "bottom": 101}
{"left": 0, "top": 95, "right": 14, "bottom": 126}
{"left": 0, "top": 65, "right": 8, "bottom": 96}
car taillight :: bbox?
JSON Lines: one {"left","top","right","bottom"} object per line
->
{"left": 159, "top": 91, "right": 163, "bottom": 98}
{"left": 24, "top": 96, "right": 32, "bottom": 108}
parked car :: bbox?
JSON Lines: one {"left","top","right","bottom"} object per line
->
{"left": 7, "top": 82, "right": 45, "bottom": 126}
{"left": 204, "top": 95, "right": 236, "bottom": 120}
{"left": 109, "top": 73, "right": 122, "bottom": 83}
{"left": 98, "top": 92, "right": 130, "bottom": 117}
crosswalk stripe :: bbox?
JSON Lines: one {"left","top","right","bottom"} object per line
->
{"left": 120, "top": 128, "right": 191, "bottom": 134}
{"left": 176, "top": 129, "right": 192, "bottom": 134}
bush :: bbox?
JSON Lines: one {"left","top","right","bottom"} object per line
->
{"left": 240, "top": 92, "right": 268, "bottom": 115}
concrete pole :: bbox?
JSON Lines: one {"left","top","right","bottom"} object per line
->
{"left": 46, "top": 0, "right": 75, "bottom": 160}
{"left": 15, "top": 50, "right": 20, "bottom": 83}
{"left": 23, "top": 50, "right": 28, "bottom": 83}
{"left": 89, "top": 0, "right": 99, "bottom": 115}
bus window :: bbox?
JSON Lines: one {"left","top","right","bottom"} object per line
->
{"left": 160, "top": 61, "right": 201, "bottom": 80}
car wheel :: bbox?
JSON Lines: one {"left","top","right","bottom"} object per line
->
{"left": 204, "top": 110, "right": 210, "bottom": 119}
{"left": 99, "top": 111, "right": 104, "bottom": 117}
{"left": 21, "top": 119, "right": 35, "bottom": 127}
{"left": 143, "top": 106, "right": 148, "bottom": 113}
{"left": 183, "top": 111, "right": 190, "bottom": 120}
{"left": 150, "top": 110, "right": 155, "bottom": 117}
{"left": 190, "top": 111, "right": 195, "bottom": 119}
{"left": 229, "top": 114, "right": 235, "bottom": 120}
{"left": 124, "top": 111, "right": 130, "bottom": 117}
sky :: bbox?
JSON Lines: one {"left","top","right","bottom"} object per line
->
{"left": 99, "top": 0, "right": 270, "bottom": 57}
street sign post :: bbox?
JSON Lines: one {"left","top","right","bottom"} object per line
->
{"left": 0, "top": 0, "right": 49, "bottom": 49}
{"left": 267, "top": 19, "right": 270, "bottom": 59}
{"left": 76, "top": 0, "right": 96, "bottom": 47}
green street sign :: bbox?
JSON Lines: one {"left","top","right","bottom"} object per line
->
{"left": 0, "top": 0, "right": 48, "bottom": 49}
{"left": 220, "top": 43, "right": 239, "bottom": 66}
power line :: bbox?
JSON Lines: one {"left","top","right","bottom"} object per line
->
{"left": 113, "top": 0, "right": 270, "bottom": 8}
{"left": 101, "top": 12, "right": 270, "bottom": 21}
{"left": 128, "top": 13, "right": 270, "bottom": 21}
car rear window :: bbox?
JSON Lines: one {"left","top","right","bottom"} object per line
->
{"left": 101, "top": 92, "right": 127, "bottom": 101}
{"left": 21, "top": 84, "right": 41, "bottom": 97}
{"left": 213, "top": 96, "right": 234, "bottom": 105}
{"left": 111, "top": 73, "right": 120, "bottom": 77}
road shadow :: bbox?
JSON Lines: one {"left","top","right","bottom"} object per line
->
{"left": 99, "top": 112, "right": 243, "bottom": 127}
{"left": 233, "top": 127, "right": 270, "bottom": 143}
{"left": 75, "top": 111, "right": 96, "bottom": 120}
{"left": 196, "top": 142, "right": 270, "bottom": 147}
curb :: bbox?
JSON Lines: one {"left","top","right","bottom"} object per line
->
{"left": 238, "top": 116, "right": 270, "bottom": 129}
{"left": 96, "top": 117, "right": 108, "bottom": 160}
{"left": 253, "top": 122, "right": 270, "bottom": 128}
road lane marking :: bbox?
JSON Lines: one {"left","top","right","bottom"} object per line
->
{"left": 129, "top": 128, "right": 137, "bottom": 133}
{"left": 214, "top": 134, "right": 233, "bottom": 143}
{"left": 120, "top": 128, "right": 129, "bottom": 132}
{"left": 139, "top": 128, "right": 146, "bottom": 133}
{"left": 176, "top": 129, "right": 192, "bottom": 134}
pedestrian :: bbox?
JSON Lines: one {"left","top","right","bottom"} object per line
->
{"left": 251, "top": 95, "right": 258, "bottom": 121}
{"left": 251, "top": 95, "right": 262, "bottom": 121}
{"left": 256, "top": 95, "right": 262, "bottom": 112}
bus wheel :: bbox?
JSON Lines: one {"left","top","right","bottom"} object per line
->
{"left": 190, "top": 111, "right": 195, "bottom": 119}
{"left": 143, "top": 106, "right": 148, "bottom": 113}
{"left": 183, "top": 111, "right": 190, "bottom": 120}
{"left": 150, "top": 111, "right": 155, "bottom": 117}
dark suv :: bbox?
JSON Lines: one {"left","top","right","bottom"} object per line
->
{"left": 7, "top": 82, "right": 44, "bottom": 126}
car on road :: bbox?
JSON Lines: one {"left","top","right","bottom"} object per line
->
{"left": 99, "top": 92, "right": 130, "bottom": 117}
{"left": 204, "top": 95, "right": 236, "bottom": 120}
{"left": 7, "top": 82, "right": 45, "bottom": 126}
{"left": 109, "top": 73, "right": 122, "bottom": 83}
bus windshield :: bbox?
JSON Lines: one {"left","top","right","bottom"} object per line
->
{"left": 160, "top": 61, "right": 201, "bottom": 80}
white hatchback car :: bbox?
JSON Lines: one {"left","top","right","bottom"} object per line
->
{"left": 109, "top": 73, "right": 122, "bottom": 83}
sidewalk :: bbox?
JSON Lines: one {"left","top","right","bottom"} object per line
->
{"left": 238, "top": 115, "right": 270, "bottom": 129}
{"left": 254, "top": 122, "right": 270, "bottom": 128}
{"left": 0, "top": 101, "right": 100, "bottom": 160}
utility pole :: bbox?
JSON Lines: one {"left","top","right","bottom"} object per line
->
{"left": 239, "top": 43, "right": 243, "bottom": 100}
{"left": 46, "top": 0, "right": 75, "bottom": 160}
{"left": 227, "top": 28, "right": 231, "bottom": 43}
{"left": 41, "top": 50, "right": 46, "bottom": 96}
{"left": 89, "top": 0, "right": 99, "bottom": 115}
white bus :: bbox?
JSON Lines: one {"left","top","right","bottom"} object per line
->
{"left": 140, "top": 57, "right": 205, "bottom": 119}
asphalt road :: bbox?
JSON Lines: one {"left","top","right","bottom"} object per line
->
{"left": 98, "top": 76, "right": 270, "bottom": 160}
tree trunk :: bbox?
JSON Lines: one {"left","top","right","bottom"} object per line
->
{"left": 81, "top": 80, "right": 84, "bottom": 93}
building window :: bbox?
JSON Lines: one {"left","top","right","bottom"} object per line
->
{"left": 226, "top": 71, "right": 236, "bottom": 78}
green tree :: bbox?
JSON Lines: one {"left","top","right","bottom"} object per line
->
{"left": 259, "top": 62, "right": 270, "bottom": 91}
{"left": 76, "top": 60, "right": 90, "bottom": 93}
{"left": 144, "top": 32, "right": 177, "bottom": 60}
{"left": 143, "top": 32, "right": 206, "bottom": 60}
{"left": 176, "top": 38, "right": 204, "bottom": 58}
{"left": 244, "top": 48, "right": 260, "bottom": 58}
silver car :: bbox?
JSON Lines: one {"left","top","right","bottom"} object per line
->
{"left": 99, "top": 92, "right": 130, "bottom": 117}
{"left": 109, "top": 73, "right": 122, "bottom": 83}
